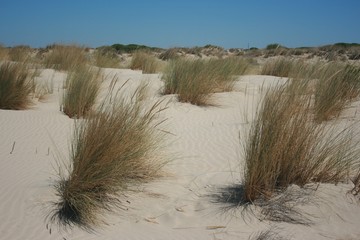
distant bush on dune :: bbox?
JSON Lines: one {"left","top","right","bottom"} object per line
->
{"left": 110, "top": 43, "right": 161, "bottom": 54}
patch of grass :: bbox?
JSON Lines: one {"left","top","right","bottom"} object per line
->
{"left": 162, "top": 59, "right": 214, "bottom": 105}
{"left": 43, "top": 44, "right": 88, "bottom": 71}
{"left": 0, "top": 45, "right": 9, "bottom": 60}
{"left": 162, "top": 57, "right": 249, "bottom": 105}
{"left": 49, "top": 83, "right": 166, "bottom": 230}
{"left": 158, "top": 48, "right": 180, "bottom": 61}
{"left": 129, "top": 50, "right": 159, "bottom": 73}
{"left": 0, "top": 62, "right": 33, "bottom": 109}
{"left": 261, "top": 57, "right": 294, "bottom": 77}
{"left": 8, "top": 45, "right": 31, "bottom": 62}
{"left": 313, "top": 63, "right": 360, "bottom": 122}
{"left": 242, "top": 82, "right": 358, "bottom": 203}
{"left": 92, "top": 47, "right": 120, "bottom": 68}
{"left": 61, "top": 65, "right": 101, "bottom": 118}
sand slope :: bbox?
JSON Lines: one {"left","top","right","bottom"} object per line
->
{"left": 1, "top": 69, "right": 360, "bottom": 240}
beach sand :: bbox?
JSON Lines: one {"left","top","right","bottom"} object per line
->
{"left": 1, "top": 68, "right": 360, "bottom": 240}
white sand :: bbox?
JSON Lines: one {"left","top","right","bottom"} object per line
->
{"left": 1, "top": 69, "right": 360, "bottom": 240}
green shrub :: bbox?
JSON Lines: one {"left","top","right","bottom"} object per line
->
{"left": 111, "top": 43, "right": 160, "bottom": 54}
{"left": 0, "top": 62, "right": 33, "bottom": 109}
{"left": 266, "top": 43, "right": 284, "bottom": 50}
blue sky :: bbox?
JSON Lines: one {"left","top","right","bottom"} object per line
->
{"left": 0, "top": 0, "right": 359, "bottom": 49}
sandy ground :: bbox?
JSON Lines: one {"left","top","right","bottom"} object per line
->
{"left": 1, "top": 68, "right": 360, "bottom": 240}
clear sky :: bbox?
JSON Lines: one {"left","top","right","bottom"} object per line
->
{"left": 0, "top": 0, "right": 359, "bottom": 49}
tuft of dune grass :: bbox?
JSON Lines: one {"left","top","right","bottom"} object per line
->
{"left": 61, "top": 65, "right": 101, "bottom": 118}
{"left": 8, "top": 45, "right": 31, "bottom": 62}
{"left": 43, "top": 44, "right": 88, "bottom": 71}
{"left": 130, "top": 50, "right": 159, "bottom": 73}
{"left": 242, "top": 81, "right": 359, "bottom": 203}
{"left": 92, "top": 47, "right": 120, "bottom": 68}
{"left": 261, "top": 57, "right": 294, "bottom": 77}
{"left": 49, "top": 82, "right": 167, "bottom": 230}
{"left": 314, "top": 63, "right": 360, "bottom": 122}
{"left": 0, "top": 62, "right": 33, "bottom": 109}
{"left": 0, "top": 45, "right": 9, "bottom": 61}
{"left": 162, "top": 57, "right": 249, "bottom": 105}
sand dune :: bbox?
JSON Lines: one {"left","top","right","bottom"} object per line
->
{"left": 1, "top": 68, "right": 360, "bottom": 240}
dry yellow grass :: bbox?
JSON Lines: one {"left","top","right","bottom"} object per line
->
{"left": 43, "top": 44, "right": 88, "bottom": 71}
{"left": 61, "top": 65, "right": 101, "bottom": 118}
{"left": 243, "top": 81, "right": 359, "bottom": 202}
{"left": 50, "top": 83, "right": 167, "bottom": 230}
{"left": 0, "top": 62, "right": 33, "bottom": 109}
{"left": 162, "top": 57, "right": 249, "bottom": 105}
{"left": 129, "top": 50, "right": 160, "bottom": 73}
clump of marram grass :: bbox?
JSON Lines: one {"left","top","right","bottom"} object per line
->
{"left": 92, "top": 47, "right": 120, "bottom": 68}
{"left": 242, "top": 81, "right": 359, "bottom": 203}
{"left": 61, "top": 65, "right": 101, "bottom": 118}
{"left": 43, "top": 44, "right": 88, "bottom": 71}
{"left": 261, "top": 57, "right": 294, "bottom": 77}
{"left": 162, "top": 57, "right": 249, "bottom": 105}
{"left": 8, "top": 45, "right": 31, "bottom": 62}
{"left": 0, "top": 45, "right": 9, "bottom": 60}
{"left": 129, "top": 50, "right": 159, "bottom": 73}
{"left": 49, "top": 83, "right": 166, "bottom": 230}
{"left": 314, "top": 63, "right": 360, "bottom": 122}
{"left": 0, "top": 62, "right": 33, "bottom": 109}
